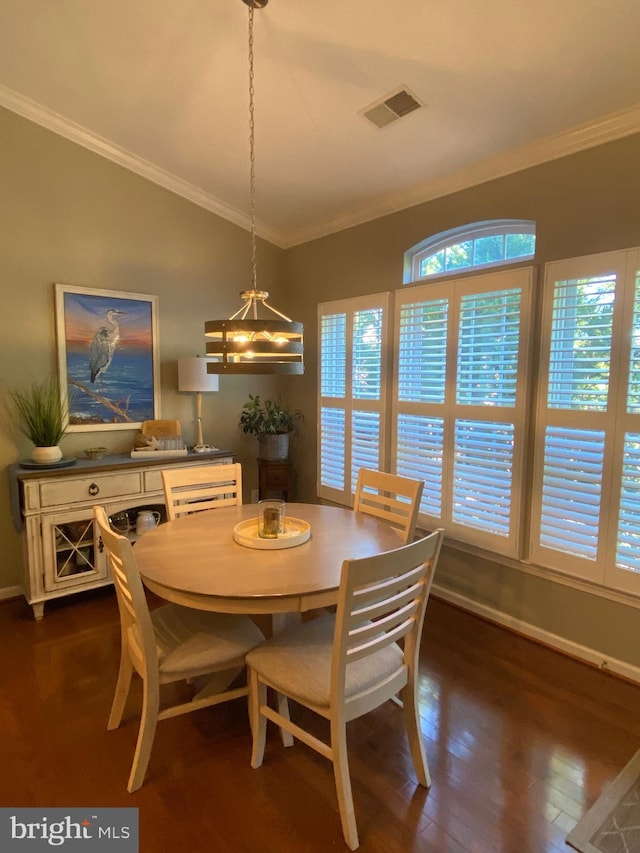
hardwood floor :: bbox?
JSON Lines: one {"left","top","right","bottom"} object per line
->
{"left": 2, "top": 588, "right": 640, "bottom": 852}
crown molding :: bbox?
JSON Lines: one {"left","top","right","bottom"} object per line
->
{"left": 0, "top": 84, "right": 285, "bottom": 248}
{"left": 2, "top": 83, "right": 639, "bottom": 250}
{"left": 282, "top": 101, "right": 640, "bottom": 248}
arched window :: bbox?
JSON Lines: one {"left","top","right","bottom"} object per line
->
{"left": 403, "top": 219, "right": 536, "bottom": 283}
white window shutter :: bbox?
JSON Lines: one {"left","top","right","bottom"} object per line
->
{"left": 394, "top": 267, "right": 533, "bottom": 556}
{"left": 531, "top": 249, "right": 640, "bottom": 594}
{"left": 317, "top": 294, "right": 391, "bottom": 505}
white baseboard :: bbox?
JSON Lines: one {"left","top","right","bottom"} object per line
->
{"left": 0, "top": 585, "right": 23, "bottom": 602}
{"left": 432, "top": 584, "right": 640, "bottom": 686}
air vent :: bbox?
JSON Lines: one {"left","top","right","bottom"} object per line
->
{"left": 361, "top": 88, "right": 424, "bottom": 129}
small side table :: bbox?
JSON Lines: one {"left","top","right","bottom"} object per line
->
{"left": 258, "top": 458, "right": 294, "bottom": 501}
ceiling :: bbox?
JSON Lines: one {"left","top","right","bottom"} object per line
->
{"left": 2, "top": 0, "right": 640, "bottom": 248}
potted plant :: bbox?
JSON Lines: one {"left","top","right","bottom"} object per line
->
{"left": 238, "top": 394, "right": 303, "bottom": 461}
{"left": 8, "top": 375, "right": 68, "bottom": 464}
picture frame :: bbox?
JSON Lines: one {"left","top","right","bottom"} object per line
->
{"left": 54, "top": 283, "right": 160, "bottom": 432}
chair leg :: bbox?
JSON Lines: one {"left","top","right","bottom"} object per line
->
{"left": 330, "top": 717, "right": 359, "bottom": 851}
{"left": 249, "top": 668, "right": 268, "bottom": 769}
{"left": 277, "top": 692, "right": 294, "bottom": 747}
{"left": 402, "top": 677, "right": 431, "bottom": 788}
{"left": 127, "top": 676, "right": 160, "bottom": 793}
{"left": 107, "top": 650, "right": 134, "bottom": 730}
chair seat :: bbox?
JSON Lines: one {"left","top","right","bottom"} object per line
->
{"left": 246, "top": 613, "right": 404, "bottom": 708}
{"left": 151, "top": 605, "right": 265, "bottom": 678}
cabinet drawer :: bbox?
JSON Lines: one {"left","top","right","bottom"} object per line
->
{"left": 143, "top": 469, "right": 164, "bottom": 493}
{"left": 40, "top": 472, "right": 142, "bottom": 507}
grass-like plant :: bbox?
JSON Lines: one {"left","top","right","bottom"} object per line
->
{"left": 9, "top": 375, "right": 67, "bottom": 447}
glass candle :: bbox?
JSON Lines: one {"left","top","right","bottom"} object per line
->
{"left": 258, "top": 499, "right": 285, "bottom": 538}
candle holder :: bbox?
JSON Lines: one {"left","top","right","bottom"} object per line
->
{"left": 258, "top": 499, "right": 285, "bottom": 539}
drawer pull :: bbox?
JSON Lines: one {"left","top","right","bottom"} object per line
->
{"left": 88, "top": 482, "right": 100, "bottom": 496}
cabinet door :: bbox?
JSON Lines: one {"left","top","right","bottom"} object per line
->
{"left": 41, "top": 510, "right": 109, "bottom": 593}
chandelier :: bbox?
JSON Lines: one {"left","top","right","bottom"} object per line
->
{"left": 205, "top": 0, "right": 304, "bottom": 375}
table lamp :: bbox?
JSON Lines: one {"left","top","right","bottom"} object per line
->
{"left": 177, "top": 357, "right": 219, "bottom": 451}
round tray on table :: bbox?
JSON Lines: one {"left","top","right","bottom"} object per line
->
{"left": 233, "top": 516, "right": 311, "bottom": 550}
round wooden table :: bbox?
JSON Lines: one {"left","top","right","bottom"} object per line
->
{"left": 134, "top": 502, "right": 403, "bottom": 615}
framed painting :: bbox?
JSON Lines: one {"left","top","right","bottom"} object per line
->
{"left": 55, "top": 283, "right": 160, "bottom": 431}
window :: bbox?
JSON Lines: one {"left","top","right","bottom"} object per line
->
{"left": 317, "top": 269, "right": 533, "bottom": 556}
{"left": 317, "top": 293, "right": 391, "bottom": 505}
{"left": 394, "top": 267, "right": 534, "bottom": 556}
{"left": 317, "top": 231, "right": 640, "bottom": 601}
{"left": 530, "top": 248, "right": 640, "bottom": 596}
{"left": 404, "top": 219, "right": 536, "bottom": 283}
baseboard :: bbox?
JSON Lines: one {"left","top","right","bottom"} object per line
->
{"left": 432, "top": 584, "right": 640, "bottom": 686}
{"left": 0, "top": 585, "right": 23, "bottom": 602}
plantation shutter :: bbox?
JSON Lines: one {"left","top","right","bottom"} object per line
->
{"left": 530, "top": 249, "right": 640, "bottom": 595}
{"left": 396, "top": 296, "right": 447, "bottom": 518}
{"left": 317, "top": 294, "right": 391, "bottom": 505}
{"left": 394, "top": 267, "right": 533, "bottom": 556}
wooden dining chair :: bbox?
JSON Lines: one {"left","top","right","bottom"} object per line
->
{"left": 162, "top": 462, "right": 243, "bottom": 520}
{"left": 246, "top": 528, "right": 445, "bottom": 850}
{"left": 95, "top": 505, "right": 264, "bottom": 792}
{"left": 353, "top": 468, "right": 424, "bottom": 545}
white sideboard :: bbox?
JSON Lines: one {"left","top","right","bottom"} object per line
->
{"left": 8, "top": 451, "right": 233, "bottom": 619}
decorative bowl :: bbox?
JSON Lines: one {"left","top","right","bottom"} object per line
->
{"left": 84, "top": 447, "right": 107, "bottom": 460}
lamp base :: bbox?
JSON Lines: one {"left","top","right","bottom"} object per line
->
{"left": 193, "top": 444, "right": 218, "bottom": 453}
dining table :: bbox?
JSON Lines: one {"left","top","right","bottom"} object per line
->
{"left": 134, "top": 502, "right": 404, "bottom": 618}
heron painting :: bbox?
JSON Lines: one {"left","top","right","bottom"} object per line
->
{"left": 55, "top": 284, "right": 159, "bottom": 431}
{"left": 89, "top": 309, "right": 126, "bottom": 383}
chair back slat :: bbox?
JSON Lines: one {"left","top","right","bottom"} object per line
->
{"left": 162, "top": 463, "right": 243, "bottom": 520}
{"left": 352, "top": 563, "right": 425, "bottom": 608}
{"left": 110, "top": 561, "right": 137, "bottom": 625}
{"left": 346, "top": 602, "right": 420, "bottom": 663}
{"left": 353, "top": 468, "right": 424, "bottom": 545}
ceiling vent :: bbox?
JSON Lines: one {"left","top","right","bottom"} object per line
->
{"left": 361, "top": 88, "right": 424, "bottom": 129}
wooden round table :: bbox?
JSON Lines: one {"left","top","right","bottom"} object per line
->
{"left": 134, "top": 503, "right": 403, "bottom": 615}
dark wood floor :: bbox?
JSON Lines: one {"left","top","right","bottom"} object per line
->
{"left": 2, "top": 588, "right": 640, "bottom": 852}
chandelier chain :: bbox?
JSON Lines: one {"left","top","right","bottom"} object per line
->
{"left": 248, "top": 3, "right": 258, "bottom": 298}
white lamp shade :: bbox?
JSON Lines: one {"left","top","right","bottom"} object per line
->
{"left": 178, "top": 358, "right": 220, "bottom": 393}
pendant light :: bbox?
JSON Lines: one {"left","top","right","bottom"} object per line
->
{"left": 205, "top": 0, "right": 304, "bottom": 375}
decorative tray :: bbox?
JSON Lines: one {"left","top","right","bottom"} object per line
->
{"left": 233, "top": 517, "right": 311, "bottom": 550}
{"left": 20, "top": 457, "right": 77, "bottom": 470}
{"left": 130, "top": 448, "right": 188, "bottom": 458}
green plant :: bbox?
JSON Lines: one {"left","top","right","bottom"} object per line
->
{"left": 238, "top": 394, "right": 303, "bottom": 437}
{"left": 9, "top": 375, "right": 67, "bottom": 447}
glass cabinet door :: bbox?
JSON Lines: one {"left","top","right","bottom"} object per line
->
{"left": 42, "top": 511, "right": 109, "bottom": 593}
